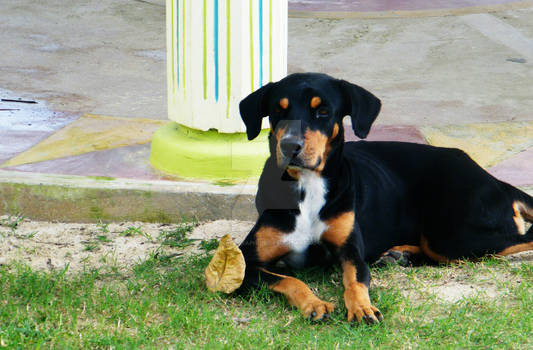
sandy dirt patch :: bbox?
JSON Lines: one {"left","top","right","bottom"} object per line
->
{"left": 0, "top": 215, "right": 253, "bottom": 273}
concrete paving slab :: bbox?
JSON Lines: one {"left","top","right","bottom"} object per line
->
{"left": 0, "top": 0, "right": 166, "bottom": 120}
{"left": 288, "top": 10, "right": 533, "bottom": 126}
{"left": 345, "top": 124, "right": 427, "bottom": 144}
{"left": 0, "top": 88, "right": 79, "bottom": 163}
{"left": 2, "top": 114, "right": 167, "bottom": 167}
{"left": 462, "top": 12, "right": 533, "bottom": 58}
{"left": 4, "top": 144, "right": 167, "bottom": 181}
{"left": 421, "top": 121, "right": 533, "bottom": 168}
{"left": 0, "top": 131, "right": 54, "bottom": 165}
{"left": 488, "top": 147, "right": 533, "bottom": 186}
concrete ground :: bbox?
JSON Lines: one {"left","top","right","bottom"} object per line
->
{"left": 0, "top": 0, "right": 166, "bottom": 120}
{"left": 0, "top": 0, "right": 532, "bottom": 222}
{"left": 1, "top": 0, "right": 532, "bottom": 124}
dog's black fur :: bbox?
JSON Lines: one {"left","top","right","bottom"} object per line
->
{"left": 237, "top": 72, "right": 533, "bottom": 323}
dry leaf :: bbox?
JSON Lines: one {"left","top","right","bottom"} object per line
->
{"left": 204, "top": 234, "right": 246, "bottom": 293}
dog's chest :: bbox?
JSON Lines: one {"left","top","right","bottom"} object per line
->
{"left": 282, "top": 170, "right": 328, "bottom": 252}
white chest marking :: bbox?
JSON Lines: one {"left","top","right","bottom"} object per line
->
{"left": 282, "top": 170, "right": 328, "bottom": 252}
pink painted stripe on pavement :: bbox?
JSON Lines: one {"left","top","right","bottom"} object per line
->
{"left": 289, "top": 0, "right": 526, "bottom": 12}
{"left": 344, "top": 124, "right": 427, "bottom": 144}
{"left": 487, "top": 147, "right": 533, "bottom": 187}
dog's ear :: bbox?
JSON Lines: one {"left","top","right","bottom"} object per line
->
{"left": 339, "top": 80, "right": 381, "bottom": 139}
{"left": 239, "top": 83, "right": 275, "bottom": 140}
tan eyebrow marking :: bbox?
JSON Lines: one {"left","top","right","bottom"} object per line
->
{"left": 310, "top": 96, "right": 322, "bottom": 109}
{"left": 280, "top": 98, "right": 289, "bottom": 110}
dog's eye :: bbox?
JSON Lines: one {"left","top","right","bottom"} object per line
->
{"left": 316, "top": 108, "right": 329, "bottom": 118}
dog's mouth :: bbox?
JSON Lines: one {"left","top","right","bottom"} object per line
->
{"left": 286, "top": 157, "right": 322, "bottom": 171}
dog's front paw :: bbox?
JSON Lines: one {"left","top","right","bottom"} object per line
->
{"left": 300, "top": 297, "right": 335, "bottom": 321}
{"left": 346, "top": 301, "right": 383, "bottom": 325}
{"left": 344, "top": 284, "right": 383, "bottom": 324}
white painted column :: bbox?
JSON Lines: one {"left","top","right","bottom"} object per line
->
{"left": 166, "top": 0, "right": 288, "bottom": 133}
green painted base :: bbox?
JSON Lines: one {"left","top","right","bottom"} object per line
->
{"left": 149, "top": 122, "right": 270, "bottom": 181}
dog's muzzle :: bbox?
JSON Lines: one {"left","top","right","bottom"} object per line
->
{"left": 279, "top": 136, "right": 322, "bottom": 170}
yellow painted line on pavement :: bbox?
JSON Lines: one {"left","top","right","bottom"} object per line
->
{"left": 2, "top": 114, "right": 167, "bottom": 167}
{"left": 421, "top": 121, "right": 533, "bottom": 168}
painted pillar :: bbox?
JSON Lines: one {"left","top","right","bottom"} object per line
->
{"left": 149, "top": 0, "right": 287, "bottom": 181}
{"left": 167, "top": 0, "right": 288, "bottom": 133}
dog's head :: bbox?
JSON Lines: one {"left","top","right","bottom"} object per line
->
{"left": 239, "top": 73, "right": 381, "bottom": 173}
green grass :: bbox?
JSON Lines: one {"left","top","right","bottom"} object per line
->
{"left": 120, "top": 225, "right": 153, "bottom": 240}
{"left": 0, "top": 214, "right": 25, "bottom": 231}
{"left": 159, "top": 224, "right": 195, "bottom": 248}
{"left": 0, "top": 214, "right": 36, "bottom": 239}
{"left": 0, "top": 251, "right": 531, "bottom": 349}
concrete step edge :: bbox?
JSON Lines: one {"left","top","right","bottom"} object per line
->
{"left": 0, "top": 170, "right": 258, "bottom": 223}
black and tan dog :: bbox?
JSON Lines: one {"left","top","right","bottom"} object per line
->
{"left": 237, "top": 72, "right": 533, "bottom": 324}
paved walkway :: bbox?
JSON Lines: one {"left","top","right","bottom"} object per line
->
{"left": 1, "top": 113, "right": 531, "bottom": 187}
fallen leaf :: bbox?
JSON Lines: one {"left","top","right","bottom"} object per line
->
{"left": 204, "top": 234, "right": 245, "bottom": 293}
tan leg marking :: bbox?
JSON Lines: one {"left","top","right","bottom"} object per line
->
{"left": 256, "top": 226, "right": 290, "bottom": 262}
{"left": 498, "top": 242, "right": 533, "bottom": 256}
{"left": 497, "top": 201, "right": 533, "bottom": 255}
{"left": 382, "top": 245, "right": 421, "bottom": 256}
{"left": 513, "top": 201, "right": 532, "bottom": 235}
{"left": 322, "top": 211, "right": 355, "bottom": 247}
{"left": 342, "top": 261, "right": 382, "bottom": 323}
{"left": 515, "top": 200, "right": 533, "bottom": 221}
{"left": 264, "top": 269, "right": 335, "bottom": 321}
{"left": 420, "top": 236, "right": 455, "bottom": 263}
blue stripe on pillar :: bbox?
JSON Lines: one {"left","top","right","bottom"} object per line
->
{"left": 259, "top": 0, "right": 263, "bottom": 87}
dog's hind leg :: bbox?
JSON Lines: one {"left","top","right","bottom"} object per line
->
{"left": 375, "top": 245, "right": 427, "bottom": 267}
{"left": 497, "top": 223, "right": 533, "bottom": 256}
{"left": 498, "top": 196, "right": 533, "bottom": 256}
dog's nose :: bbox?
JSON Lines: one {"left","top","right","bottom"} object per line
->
{"left": 280, "top": 137, "right": 304, "bottom": 157}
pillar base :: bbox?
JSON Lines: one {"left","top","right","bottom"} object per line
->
{"left": 150, "top": 122, "right": 270, "bottom": 182}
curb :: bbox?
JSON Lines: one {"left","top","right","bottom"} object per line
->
{"left": 1, "top": 170, "right": 531, "bottom": 224}
{"left": 0, "top": 170, "right": 258, "bottom": 223}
